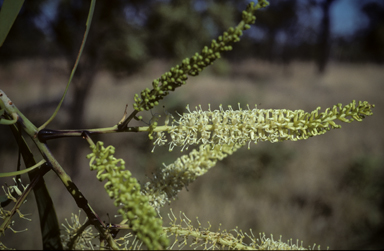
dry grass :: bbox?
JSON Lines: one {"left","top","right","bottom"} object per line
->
{"left": 0, "top": 59, "right": 383, "bottom": 249}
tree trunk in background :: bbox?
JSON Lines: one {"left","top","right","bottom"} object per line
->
{"left": 64, "top": 61, "right": 99, "bottom": 176}
{"left": 317, "top": 0, "right": 335, "bottom": 74}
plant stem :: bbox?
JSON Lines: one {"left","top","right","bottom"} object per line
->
{"left": 1, "top": 91, "right": 119, "bottom": 249}
{"left": 37, "top": 124, "right": 168, "bottom": 141}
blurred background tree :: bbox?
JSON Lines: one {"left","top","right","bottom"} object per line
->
{"left": 1, "top": 0, "right": 383, "bottom": 73}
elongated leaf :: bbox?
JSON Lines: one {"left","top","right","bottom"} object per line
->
{"left": 0, "top": 0, "right": 24, "bottom": 47}
{"left": 39, "top": 0, "right": 97, "bottom": 130}
{"left": 9, "top": 124, "right": 63, "bottom": 250}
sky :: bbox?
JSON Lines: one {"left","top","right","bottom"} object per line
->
{"left": 294, "top": 0, "right": 373, "bottom": 38}
{"left": 0, "top": 0, "right": 377, "bottom": 40}
{"left": 330, "top": 0, "right": 369, "bottom": 36}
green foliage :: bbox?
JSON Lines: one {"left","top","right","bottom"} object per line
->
{"left": 0, "top": 0, "right": 377, "bottom": 249}
{"left": 0, "top": 0, "right": 47, "bottom": 61}
{"left": 0, "top": 0, "right": 25, "bottom": 47}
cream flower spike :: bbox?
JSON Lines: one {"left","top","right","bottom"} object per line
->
{"left": 142, "top": 143, "right": 243, "bottom": 212}
{"left": 151, "top": 100, "right": 374, "bottom": 151}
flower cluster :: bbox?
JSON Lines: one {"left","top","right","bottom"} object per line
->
{"left": 145, "top": 100, "right": 374, "bottom": 213}
{"left": 153, "top": 100, "right": 374, "bottom": 151}
{"left": 163, "top": 209, "right": 317, "bottom": 250}
{"left": 0, "top": 178, "right": 31, "bottom": 239}
{"left": 60, "top": 211, "right": 95, "bottom": 250}
{"left": 132, "top": 0, "right": 270, "bottom": 113}
{"left": 142, "top": 143, "right": 243, "bottom": 212}
{"left": 87, "top": 141, "right": 168, "bottom": 250}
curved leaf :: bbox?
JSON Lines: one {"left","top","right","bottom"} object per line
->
{"left": 0, "top": 0, "right": 24, "bottom": 47}
{"left": 9, "top": 124, "right": 63, "bottom": 250}
{"left": 38, "top": 0, "right": 97, "bottom": 130}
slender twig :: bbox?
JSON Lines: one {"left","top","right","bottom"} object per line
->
{"left": 37, "top": 124, "right": 152, "bottom": 141}
{"left": 38, "top": 126, "right": 118, "bottom": 141}
{"left": 117, "top": 110, "right": 139, "bottom": 130}
{"left": 36, "top": 141, "right": 119, "bottom": 250}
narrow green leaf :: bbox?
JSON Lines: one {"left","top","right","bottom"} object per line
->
{"left": 0, "top": 159, "right": 46, "bottom": 178}
{"left": 0, "top": 0, "right": 25, "bottom": 47}
{"left": 9, "top": 125, "right": 63, "bottom": 250}
{"left": 0, "top": 195, "right": 11, "bottom": 207}
{"left": 38, "top": 0, "right": 97, "bottom": 130}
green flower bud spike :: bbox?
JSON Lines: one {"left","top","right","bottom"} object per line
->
{"left": 87, "top": 141, "right": 168, "bottom": 250}
{"left": 131, "top": 0, "right": 270, "bottom": 115}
